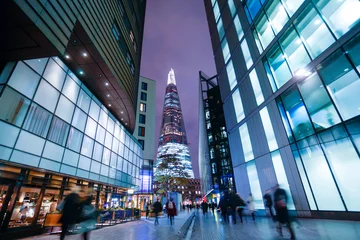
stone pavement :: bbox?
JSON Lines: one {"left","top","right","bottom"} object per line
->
{"left": 188, "top": 210, "right": 360, "bottom": 240}
{"left": 21, "top": 210, "right": 194, "bottom": 240}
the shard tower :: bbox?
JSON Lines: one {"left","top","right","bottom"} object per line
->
{"left": 155, "top": 69, "right": 194, "bottom": 178}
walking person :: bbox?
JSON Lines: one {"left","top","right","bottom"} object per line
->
{"left": 228, "top": 192, "right": 239, "bottom": 224}
{"left": 218, "top": 192, "right": 229, "bottom": 223}
{"left": 263, "top": 189, "right": 275, "bottom": 220}
{"left": 236, "top": 193, "right": 246, "bottom": 223}
{"left": 201, "top": 201, "right": 208, "bottom": 216}
{"left": 59, "top": 186, "right": 82, "bottom": 240}
{"left": 153, "top": 198, "right": 162, "bottom": 225}
{"left": 247, "top": 193, "right": 255, "bottom": 221}
{"left": 274, "top": 184, "right": 296, "bottom": 240}
{"left": 79, "top": 189, "right": 96, "bottom": 240}
{"left": 166, "top": 198, "right": 177, "bottom": 225}
{"left": 145, "top": 203, "right": 150, "bottom": 219}
{"left": 211, "top": 202, "right": 215, "bottom": 213}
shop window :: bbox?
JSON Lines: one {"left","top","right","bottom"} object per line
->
{"left": 0, "top": 87, "right": 30, "bottom": 127}
{"left": 241, "top": 39, "right": 253, "bottom": 69}
{"left": 81, "top": 135, "right": 94, "bottom": 158}
{"left": 139, "top": 114, "right": 146, "bottom": 124}
{"left": 23, "top": 103, "right": 52, "bottom": 138}
{"left": 317, "top": 50, "right": 360, "bottom": 120}
{"left": 48, "top": 117, "right": 70, "bottom": 146}
{"left": 66, "top": 127, "right": 83, "bottom": 152}
{"left": 314, "top": 0, "right": 360, "bottom": 38}
{"left": 72, "top": 107, "right": 87, "bottom": 132}
{"left": 140, "top": 92, "right": 147, "bottom": 101}
{"left": 55, "top": 95, "right": 75, "bottom": 124}
{"left": 23, "top": 57, "right": 48, "bottom": 75}
{"left": 260, "top": 107, "right": 278, "bottom": 151}
{"left": 89, "top": 100, "right": 100, "bottom": 121}
{"left": 249, "top": 69, "right": 264, "bottom": 105}
{"left": 43, "top": 58, "right": 66, "bottom": 91}
{"left": 255, "top": 13, "right": 275, "bottom": 50}
{"left": 96, "top": 125, "right": 106, "bottom": 145}
{"left": 239, "top": 123, "right": 253, "bottom": 162}
{"left": 232, "top": 89, "right": 245, "bottom": 122}
{"left": 141, "top": 82, "right": 148, "bottom": 90}
{"left": 266, "top": 43, "right": 292, "bottom": 89}
{"left": 298, "top": 73, "right": 341, "bottom": 131}
{"left": 221, "top": 39, "right": 231, "bottom": 63}
{"left": 217, "top": 18, "right": 225, "bottom": 41}
{"left": 77, "top": 89, "right": 91, "bottom": 113}
{"left": 294, "top": 4, "right": 335, "bottom": 59}
{"left": 279, "top": 26, "right": 311, "bottom": 75}
{"left": 138, "top": 126, "right": 145, "bottom": 137}
{"left": 34, "top": 79, "right": 60, "bottom": 112}
{"left": 280, "top": 87, "right": 314, "bottom": 140}
{"left": 234, "top": 16, "right": 244, "bottom": 41}
{"left": 281, "top": 0, "right": 304, "bottom": 16}
{"left": 140, "top": 103, "right": 146, "bottom": 112}
{"left": 246, "top": 161, "right": 265, "bottom": 209}
{"left": 226, "top": 61, "right": 237, "bottom": 90}
{"left": 8, "top": 61, "right": 41, "bottom": 99}
{"left": 265, "top": 0, "right": 289, "bottom": 34}
{"left": 99, "top": 110, "right": 108, "bottom": 128}
{"left": 62, "top": 76, "right": 80, "bottom": 103}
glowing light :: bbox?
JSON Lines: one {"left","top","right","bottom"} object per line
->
{"left": 295, "top": 68, "right": 311, "bottom": 77}
{"left": 107, "top": 94, "right": 110, "bottom": 97}
{"left": 83, "top": 52, "right": 87, "bottom": 57}
{"left": 105, "top": 82, "right": 109, "bottom": 86}
{"left": 108, "top": 104, "right": 111, "bottom": 107}
{"left": 314, "top": 19, "right": 321, "bottom": 25}
{"left": 79, "top": 71, "right": 84, "bottom": 75}
{"left": 65, "top": 55, "right": 70, "bottom": 59}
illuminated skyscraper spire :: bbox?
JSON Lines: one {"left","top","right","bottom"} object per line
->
{"left": 155, "top": 68, "right": 194, "bottom": 178}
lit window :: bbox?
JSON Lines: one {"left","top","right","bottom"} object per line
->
{"left": 140, "top": 103, "right": 146, "bottom": 112}
{"left": 221, "top": 39, "right": 231, "bottom": 63}
{"left": 217, "top": 18, "right": 225, "bottom": 40}
{"left": 239, "top": 123, "right": 253, "bottom": 161}
{"left": 265, "top": 0, "right": 289, "bottom": 34}
{"left": 259, "top": 107, "right": 278, "bottom": 151}
{"left": 213, "top": 1, "right": 220, "bottom": 22}
{"left": 226, "top": 61, "right": 237, "bottom": 90}
{"left": 228, "top": 0, "right": 236, "bottom": 17}
{"left": 240, "top": 39, "right": 253, "bottom": 69}
{"left": 282, "top": 0, "right": 304, "bottom": 16}
{"left": 255, "top": 13, "right": 275, "bottom": 50}
{"left": 234, "top": 16, "right": 244, "bottom": 41}
{"left": 246, "top": 161, "right": 264, "bottom": 209}
{"left": 232, "top": 89, "right": 245, "bottom": 123}
{"left": 249, "top": 69, "right": 264, "bottom": 105}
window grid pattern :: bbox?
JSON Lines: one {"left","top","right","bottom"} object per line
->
{"left": 0, "top": 57, "right": 142, "bottom": 188}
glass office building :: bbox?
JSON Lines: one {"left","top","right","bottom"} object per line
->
{"left": 204, "top": 0, "right": 360, "bottom": 219}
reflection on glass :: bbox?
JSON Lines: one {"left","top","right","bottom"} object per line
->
{"left": 234, "top": 16, "right": 244, "bottom": 41}
{"left": 241, "top": 39, "right": 253, "bottom": 69}
{"left": 239, "top": 123, "right": 253, "bottom": 161}
{"left": 266, "top": 44, "right": 292, "bottom": 88}
{"left": 260, "top": 107, "right": 278, "bottom": 151}
{"left": 232, "top": 89, "right": 244, "bottom": 122}
{"left": 265, "top": 0, "right": 289, "bottom": 34}
{"left": 217, "top": 18, "right": 225, "bottom": 40}
{"left": 246, "top": 161, "right": 265, "bottom": 209}
{"left": 23, "top": 103, "right": 52, "bottom": 138}
{"left": 344, "top": 34, "right": 360, "bottom": 71}
{"left": 228, "top": 0, "right": 236, "bottom": 17}
{"left": 221, "top": 39, "right": 231, "bottom": 63}
{"left": 249, "top": 69, "right": 264, "bottom": 105}
{"left": 226, "top": 61, "right": 237, "bottom": 90}
{"left": 255, "top": 13, "right": 275, "bottom": 49}
{"left": 282, "top": 0, "right": 304, "bottom": 16}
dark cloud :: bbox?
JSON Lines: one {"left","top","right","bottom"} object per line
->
{"left": 140, "top": 0, "right": 216, "bottom": 178}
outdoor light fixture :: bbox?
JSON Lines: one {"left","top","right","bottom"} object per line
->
{"left": 65, "top": 55, "right": 70, "bottom": 59}
{"left": 83, "top": 52, "right": 87, "bottom": 57}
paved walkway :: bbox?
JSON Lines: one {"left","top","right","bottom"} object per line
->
{"left": 21, "top": 210, "right": 194, "bottom": 240}
{"left": 189, "top": 210, "right": 360, "bottom": 240}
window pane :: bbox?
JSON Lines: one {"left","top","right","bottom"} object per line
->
{"left": 23, "top": 58, "right": 48, "bottom": 75}
{"left": 232, "top": 89, "right": 245, "bottom": 122}
{"left": 221, "top": 39, "right": 231, "bottom": 63}
{"left": 0, "top": 87, "right": 30, "bottom": 127}
{"left": 246, "top": 161, "right": 265, "bottom": 209}
{"left": 318, "top": 50, "right": 360, "bottom": 120}
{"left": 281, "top": 87, "right": 314, "bottom": 140}
{"left": 15, "top": 130, "right": 45, "bottom": 156}
{"left": 96, "top": 125, "right": 106, "bottom": 144}
{"left": 103, "top": 147, "right": 111, "bottom": 165}
{"left": 141, "top": 82, "right": 148, "bottom": 90}
{"left": 294, "top": 4, "right": 335, "bottom": 59}
{"left": 91, "top": 160, "right": 101, "bottom": 174}
{"left": 43, "top": 141, "right": 64, "bottom": 162}
{"left": 112, "top": 138, "right": 119, "bottom": 153}
{"left": 217, "top": 18, "right": 225, "bottom": 40}
{"left": 43, "top": 58, "right": 66, "bottom": 91}
{"left": 78, "top": 155, "right": 91, "bottom": 171}
{"left": 265, "top": 0, "right": 289, "bottom": 34}
{"left": 226, "top": 61, "right": 237, "bottom": 90}
{"left": 81, "top": 135, "right": 94, "bottom": 158}
{"left": 72, "top": 107, "right": 87, "bottom": 132}
{"left": 228, "top": 0, "right": 236, "bottom": 17}
{"left": 266, "top": 44, "right": 292, "bottom": 88}
{"left": 77, "top": 89, "right": 91, "bottom": 113}
{"left": 213, "top": 1, "right": 220, "bottom": 22}
{"left": 8, "top": 61, "right": 41, "bottom": 99}
{"left": 89, "top": 100, "right": 100, "bottom": 121}
{"left": 139, "top": 114, "right": 146, "bottom": 124}
{"left": 253, "top": 29, "right": 263, "bottom": 54}
{"left": 280, "top": 27, "right": 311, "bottom": 74}
{"left": 234, "top": 16, "right": 244, "bottom": 41}
{"left": 55, "top": 95, "right": 75, "bottom": 123}
{"left": 314, "top": 0, "right": 360, "bottom": 38}
{"left": 282, "top": 0, "right": 304, "bottom": 16}
{"left": 114, "top": 124, "right": 120, "bottom": 139}
{"left": 345, "top": 34, "right": 360, "bottom": 71}
{"left": 62, "top": 76, "right": 80, "bottom": 103}
{"left": 105, "top": 131, "right": 113, "bottom": 149}
{"left": 107, "top": 118, "right": 115, "bottom": 133}
{"left": 260, "top": 107, "right": 278, "bottom": 151}
{"left": 140, "top": 92, "right": 147, "bottom": 101}
{"left": 92, "top": 142, "right": 103, "bottom": 162}
{"left": 298, "top": 73, "right": 341, "bottom": 131}
{"left": 84, "top": 117, "right": 96, "bottom": 139}
{"left": 249, "top": 69, "right": 264, "bottom": 105}
{"left": 0, "top": 121, "right": 20, "bottom": 148}
{"left": 255, "top": 13, "right": 274, "bottom": 50}
{"left": 23, "top": 103, "right": 52, "bottom": 137}
{"left": 247, "top": 0, "right": 261, "bottom": 19}
{"left": 99, "top": 110, "right": 108, "bottom": 127}
{"left": 66, "top": 127, "right": 83, "bottom": 152}
{"left": 34, "top": 79, "right": 60, "bottom": 112}
{"left": 241, "top": 39, "right": 253, "bottom": 69}
{"left": 140, "top": 103, "right": 146, "bottom": 112}
{"left": 239, "top": 123, "right": 253, "bottom": 161}
{"left": 299, "top": 145, "right": 345, "bottom": 210}
{"left": 62, "top": 149, "right": 79, "bottom": 167}
{"left": 48, "top": 116, "right": 70, "bottom": 146}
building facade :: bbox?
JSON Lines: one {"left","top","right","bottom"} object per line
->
{"left": 199, "top": 71, "right": 236, "bottom": 197}
{"left": 155, "top": 69, "right": 194, "bottom": 179}
{"left": 0, "top": 0, "right": 146, "bottom": 232}
{"left": 204, "top": 0, "right": 360, "bottom": 219}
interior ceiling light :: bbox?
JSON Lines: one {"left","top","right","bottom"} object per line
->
{"left": 121, "top": 111, "right": 124, "bottom": 114}
{"left": 121, "top": 118, "right": 124, "bottom": 121}
{"left": 79, "top": 70, "right": 84, "bottom": 75}
{"left": 125, "top": 123, "right": 128, "bottom": 125}
{"left": 108, "top": 104, "right": 111, "bottom": 107}
{"left": 107, "top": 94, "right": 110, "bottom": 97}
{"left": 65, "top": 55, "right": 70, "bottom": 59}
{"left": 105, "top": 82, "right": 109, "bottom": 86}
{"left": 83, "top": 52, "right": 87, "bottom": 57}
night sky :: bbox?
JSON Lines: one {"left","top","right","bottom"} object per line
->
{"left": 140, "top": 1, "right": 216, "bottom": 178}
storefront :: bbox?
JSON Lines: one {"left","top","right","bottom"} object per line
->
{"left": 0, "top": 163, "right": 130, "bottom": 232}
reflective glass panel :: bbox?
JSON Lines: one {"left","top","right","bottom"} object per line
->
{"left": 265, "top": 0, "right": 289, "bottom": 34}
{"left": 213, "top": 1, "right": 220, "bottom": 22}
{"left": 96, "top": 125, "right": 106, "bottom": 144}
{"left": 241, "top": 39, "right": 253, "bottom": 69}
{"left": 217, "top": 19, "right": 225, "bottom": 40}
{"left": 77, "top": 89, "right": 91, "bottom": 113}
{"left": 229, "top": 0, "right": 236, "bottom": 17}
{"left": 232, "top": 89, "right": 245, "bottom": 122}
{"left": 23, "top": 103, "right": 52, "bottom": 137}
{"left": 92, "top": 142, "right": 103, "bottom": 162}
{"left": 221, "top": 39, "right": 231, "bottom": 63}
{"left": 234, "top": 16, "right": 244, "bottom": 41}
{"left": 43, "top": 58, "right": 66, "bottom": 91}
{"left": 72, "top": 107, "right": 87, "bottom": 132}
{"left": 247, "top": 161, "right": 265, "bottom": 209}
{"left": 85, "top": 116, "right": 97, "bottom": 139}
{"left": 99, "top": 110, "right": 108, "bottom": 128}
{"left": 55, "top": 95, "right": 75, "bottom": 123}
{"left": 260, "top": 107, "right": 278, "bottom": 151}
{"left": 266, "top": 44, "right": 292, "bottom": 88}
{"left": 34, "top": 79, "right": 60, "bottom": 112}
{"left": 249, "top": 69, "right": 264, "bottom": 105}
{"left": 103, "top": 147, "right": 111, "bottom": 165}
{"left": 248, "top": 0, "right": 261, "bottom": 20}
{"left": 48, "top": 116, "right": 70, "bottom": 146}
{"left": 81, "top": 135, "right": 94, "bottom": 158}
{"left": 344, "top": 34, "right": 360, "bottom": 71}
{"left": 226, "top": 61, "right": 237, "bottom": 90}
{"left": 66, "top": 127, "right": 83, "bottom": 152}
{"left": 239, "top": 123, "right": 253, "bottom": 161}
{"left": 62, "top": 76, "right": 80, "bottom": 103}
{"left": 23, "top": 58, "right": 48, "bottom": 75}
{"left": 89, "top": 100, "right": 100, "bottom": 121}
{"left": 282, "top": 0, "right": 304, "bottom": 16}
{"left": 255, "top": 13, "right": 275, "bottom": 50}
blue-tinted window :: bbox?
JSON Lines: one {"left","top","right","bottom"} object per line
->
{"left": 247, "top": 0, "right": 261, "bottom": 20}
{"left": 140, "top": 92, "right": 147, "bottom": 101}
{"left": 141, "top": 82, "right": 148, "bottom": 90}
{"left": 138, "top": 126, "right": 145, "bottom": 137}
{"left": 139, "top": 114, "right": 146, "bottom": 124}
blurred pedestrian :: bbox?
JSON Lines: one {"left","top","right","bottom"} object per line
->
{"left": 263, "top": 189, "right": 275, "bottom": 220}
{"left": 218, "top": 192, "right": 229, "bottom": 223}
{"left": 145, "top": 203, "right": 150, "bottom": 219}
{"left": 79, "top": 188, "right": 96, "bottom": 240}
{"left": 274, "top": 184, "right": 295, "bottom": 240}
{"left": 201, "top": 201, "right": 208, "bottom": 215}
{"left": 166, "top": 198, "right": 177, "bottom": 225}
{"left": 236, "top": 193, "right": 246, "bottom": 223}
{"left": 211, "top": 202, "right": 216, "bottom": 213}
{"left": 153, "top": 198, "right": 162, "bottom": 225}
{"left": 247, "top": 193, "right": 255, "bottom": 221}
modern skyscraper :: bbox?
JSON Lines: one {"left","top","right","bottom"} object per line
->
{"left": 0, "top": 0, "right": 146, "bottom": 232}
{"left": 204, "top": 0, "right": 360, "bottom": 219}
{"left": 155, "top": 69, "right": 194, "bottom": 179}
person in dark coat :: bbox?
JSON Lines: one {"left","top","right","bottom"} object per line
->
{"left": 79, "top": 191, "right": 96, "bottom": 240}
{"left": 218, "top": 192, "right": 230, "bottom": 223}
{"left": 201, "top": 201, "right": 208, "bottom": 215}
{"left": 235, "top": 193, "right": 246, "bottom": 223}
{"left": 274, "top": 184, "right": 295, "bottom": 240}
{"left": 153, "top": 198, "right": 162, "bottom": 225}
{"left": 166, "top": 198, "right": 177, "bottom": 225}
{"left": 60, "top": 186, "right": 82, "bottom": 240}
{"left": 211, "top": 201, "right": 216, "bottom": 213}
{"left": 263, "top": 189, "right": 275, "bottom": 220}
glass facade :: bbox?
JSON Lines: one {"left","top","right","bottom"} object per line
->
{"left": 0, "top": 57, "right": 142, "bottom": 189}
{"left": 206, "top": 0, "right": 360, "bottom": 217}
